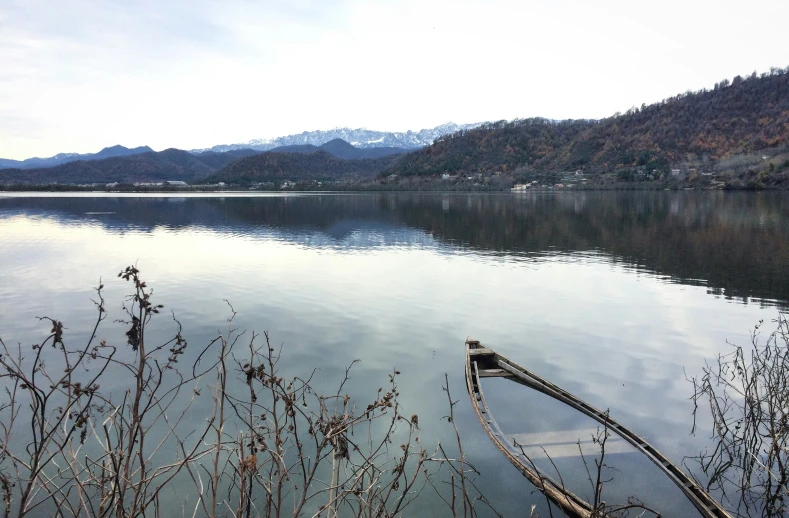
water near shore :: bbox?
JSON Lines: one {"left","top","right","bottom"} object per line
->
{"left": 1, "top": 191, "right": 787, "bottom": 515}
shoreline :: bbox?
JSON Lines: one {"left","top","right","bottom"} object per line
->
{"left": 2, "top": 183, "right": 788, "bottom": 194}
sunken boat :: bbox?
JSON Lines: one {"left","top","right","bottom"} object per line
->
{"left": 464, "top": 339, "right": 731, "bottom": 518}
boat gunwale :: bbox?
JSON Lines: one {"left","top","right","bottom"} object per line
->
{"left": 465, "top": 342, "right": 596, "bottom": 517}
{"left": 464, "top": 339, "right": 732, "bottom": 518}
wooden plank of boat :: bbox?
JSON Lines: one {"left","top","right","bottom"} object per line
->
{"left": 465, "top": 339, "right": 732, "bottom": 518}
{"left": 513, "top": 428, "right": 614, "bottom": 446}
{"left": 513, "top": 440, "right": 634, "bottom": 461}
{"left": 477, "top": 368, "right": 513, "bottom": 378}
{"left": 510, "top": 429, "right": 633, "bottom": 459}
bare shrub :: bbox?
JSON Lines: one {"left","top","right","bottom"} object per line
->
{"left": 688, "top": 314, "right": 789, "bottom": 517}
{"left": 0, "top": 266, "right": 495, "bottom": 518}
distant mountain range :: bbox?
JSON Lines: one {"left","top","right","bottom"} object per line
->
{"left": 0, "top": 145, "right": 154, "bottom": 170}
{"left": 192, "top": 122, "right": 485, "bottom": 153}
{"left": 4, "top": 70, "right": 789, "bottom": 189}
{"left": 0, "top": 139, "right": 407, "bottom": 185}
{"left": 0, "top": 122, "right": 476, "bottom": 172}
{"left": 0, "top": 148, "right": 228, "bottom": 185}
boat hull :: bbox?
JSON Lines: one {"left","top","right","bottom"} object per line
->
{"left": 465, "top": 339, "right": 730, "bottom": 518}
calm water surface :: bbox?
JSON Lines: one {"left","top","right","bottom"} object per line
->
{"left": 0, "top": 191, "right": 787, "bottom": 516}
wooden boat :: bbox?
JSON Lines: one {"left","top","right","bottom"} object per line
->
{"left": 465, "top": 339, "right": 731, "bottom": 518}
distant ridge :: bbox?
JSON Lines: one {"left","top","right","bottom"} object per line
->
{"left": 0, "top": 139, "right": 403, "bottom": 185}
{"left": 0, "top": 145, "right": 154, "bottom": 170}
{"left": 1, "top": 123, "right": 483, "bottom": 171}
{"left": 193, "top": 122, "right": 486, "bottom": 153}
{"left": 0, "top": 149, "right": 217, "bottom": 185}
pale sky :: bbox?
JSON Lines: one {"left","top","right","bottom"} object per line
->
{"left": 1, "top": 0, "right": 788, "bottom": 160}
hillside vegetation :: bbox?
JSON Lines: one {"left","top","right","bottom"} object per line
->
{"left": 206, "top": 150, "right": 399, "bottom": 184}
{"left": 270, "top": 138, "right": 407, "bottom": 159}
{"left": 386, "top": 68, "right": 789, "bottom": 187}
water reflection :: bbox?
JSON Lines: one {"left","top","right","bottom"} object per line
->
{"left": 1, "top": 192, "right": 787, "bottom": 307}
{"left": 0, "top": 191, "right": 787, "bottom": 516}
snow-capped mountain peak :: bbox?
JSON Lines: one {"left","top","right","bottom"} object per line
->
{"left": 192, "top": 122, "right": 485, "bottom": 153}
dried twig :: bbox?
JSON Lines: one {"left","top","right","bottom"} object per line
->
{"left": 687, "top": 313, "right": 789, "bottom": 518}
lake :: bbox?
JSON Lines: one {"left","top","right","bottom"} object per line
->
{"left": 0, "top": 191, "right": 787, "bottom": 516}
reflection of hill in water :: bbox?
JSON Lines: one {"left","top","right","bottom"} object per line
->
{"left": 393, "top": 192, "right": 789, "bottom": 308}
{"left": 1, "top": 192, "right": 787, "bottom": 308}
{"left": 0, "top": 195, "right": 436, "bottom": 248}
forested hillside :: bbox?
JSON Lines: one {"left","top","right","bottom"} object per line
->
{"left": 269, "top": 139, "right": 407, "bottom": 159}
{"left": 207, "top": 150, "right": 399, "bottom": 184}
{"left": 386, "top": 68, "right": 789, "bottom": 183}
